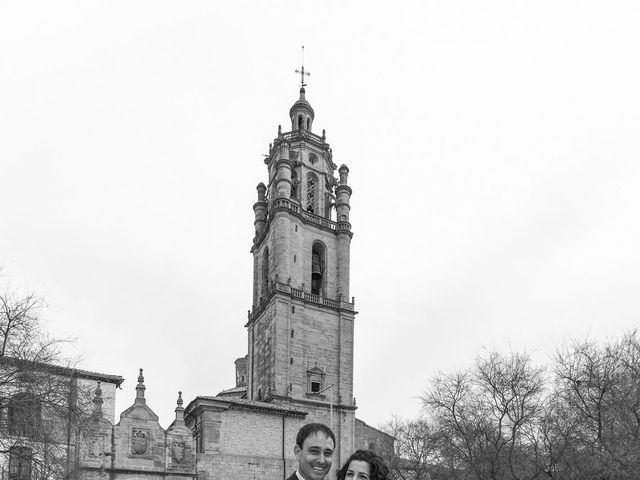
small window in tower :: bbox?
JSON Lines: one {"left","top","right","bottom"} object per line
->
{"left": 298, "top": 115, "right": 303, "bottom": 130}
{"left": 290, "top": 357, "right": 294, "bottom": 365}
{"left": 306, "top": 365, "right": 325, "bottom": 396}
{"left": 289, "top": 383, "right": 292, "bottom": 391}
{"left": 292, "top": 306, "right": 295, "bottom": 313}
{"left": 294, "top": 254, "right": 297, "bottom": 263}
{"left": 291, "top": 329, "right": 294, "bottom": 338}
{"left": 295, "top": 225, "right": 298, "bottom": 232}
{"left": 307, "top": 118, "right": 310, "bottom": 129}
{"left": 258, "top": 388, "right": 262, "bottom": 400}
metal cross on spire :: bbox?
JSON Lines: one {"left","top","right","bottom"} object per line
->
{"left": 295, "top": 45, "right": 310, "bottom": 89}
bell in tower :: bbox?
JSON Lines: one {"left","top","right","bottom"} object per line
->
{"left": 311, "top": 244, "right": 324, "bottom": 295}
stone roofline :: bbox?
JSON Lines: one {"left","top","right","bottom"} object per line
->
{"left": 217, "top": 385, "right": 248, "bottom": 395}
{"left": 269, "top": 394, "right": 358, "bottom": 412}
{"left": 184, "top": 396, "right": 308, "bottom": 419}
{"left": 246, "top": 280, "right": 357, "bottom": 326}
{"left": 264, "top": 129, "right": 335, "bottom": 170}
{"left": 355, "top": 417, "right": 396, "bottom": 441}
{"left": 0, "top": 356, "right": 124, "bottom": 386}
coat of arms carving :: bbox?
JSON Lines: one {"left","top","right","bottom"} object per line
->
{"left": 171, "top": 441, "right": 185, "bottom": 464}
{"left": 131, "top": 428, "right": 150, "bottom": 455}
{"left": 88, "top": 434, "right": 106, "bottom": 458}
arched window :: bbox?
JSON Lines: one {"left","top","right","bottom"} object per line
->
{"left": 298, "top": 115, "right": 303, "bottom": 130}
{"left": 8, "top": 392, "right": 41, "bottom": 437}
{"left": 306, "top": 173, "right": 318, "bottom": 214}
{"left": 306, "top": 118, "right": 310, "bottom": 130}
{"left": 262, "top": 247, "right": 269, "bottom": 297}
{"left": 311, "top": 242, "right": 326, "bottom": 296}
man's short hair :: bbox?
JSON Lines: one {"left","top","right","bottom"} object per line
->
{"left": 296, "top": 422, "right": 336, "bottom": 449}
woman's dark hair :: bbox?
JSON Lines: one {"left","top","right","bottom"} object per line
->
{"left": 336, "top": 450, "right": 390, "bottom": 480}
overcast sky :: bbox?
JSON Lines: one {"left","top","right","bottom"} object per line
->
{"left": 1, "top": 1, "right": 639, "bottom": 429}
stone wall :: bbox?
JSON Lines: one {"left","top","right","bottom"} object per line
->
{"left": 354, "top": 418, "right": 395, "bottom": 458}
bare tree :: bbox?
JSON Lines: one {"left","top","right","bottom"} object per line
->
{"left": 387, "top": 332, "right": 640, "bottom": 480}
{"left": 422, "top": 351, "right": 548, "bottom": 480}
{"left": 383, "top": 415, "right": 447, "bottom": 480}
{"left": 0, "top": 287, "right": 92, "bottom": 480}
{"left": 554, "top": 331, "right": 640, "bottom": 479}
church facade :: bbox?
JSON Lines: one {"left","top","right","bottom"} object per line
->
{"left": 73, "top": 81, "right": 392, "bottom": 480}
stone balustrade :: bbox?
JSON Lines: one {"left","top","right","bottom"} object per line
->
{"left": 253, "top": 197, "right": 348, "bottom": 248}
{"left": 247, "top": 281, "right": 355, "bottom": 323}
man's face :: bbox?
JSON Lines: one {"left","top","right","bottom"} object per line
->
{"left": 294, "top": 432, "right": 334, "bottom": 480}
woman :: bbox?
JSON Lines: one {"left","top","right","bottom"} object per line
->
{"left": 337, "top": 449, "right": 391, "bottom": 480}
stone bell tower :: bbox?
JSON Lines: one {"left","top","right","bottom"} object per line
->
{"left": 246, "top": 82, "right": 356, "bottom": 465}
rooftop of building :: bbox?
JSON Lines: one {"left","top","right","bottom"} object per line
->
{"left": 187, "top": 395, "right": 308, "bottom": 418}
{"left": 0, "top": 356, "right": 124, "bottom": 386}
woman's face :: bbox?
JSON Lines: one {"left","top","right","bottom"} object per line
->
{"left": 345, "top": 460, "right": 370, "bottom": 479}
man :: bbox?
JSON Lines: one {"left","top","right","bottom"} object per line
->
{"left": 288, "top": 423, "right": 336, "bottom": 480}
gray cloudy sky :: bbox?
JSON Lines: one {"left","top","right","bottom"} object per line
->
{"left": 1, "top": 1, "right": 639, "bottom": 428}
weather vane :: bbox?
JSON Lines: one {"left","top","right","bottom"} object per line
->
{"left": 295, "top": 45, "right": 310, "bottom": 89}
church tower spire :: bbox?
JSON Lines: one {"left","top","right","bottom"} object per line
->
{"left": 247, "top": 68, "right": 356, "bottom": 466}
{"left": 289, "top": 88, "right": 315, "bottom": 132}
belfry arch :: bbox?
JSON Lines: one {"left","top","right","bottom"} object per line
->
{"left": 311, "top": 241, "right": 326, "bottom": 296}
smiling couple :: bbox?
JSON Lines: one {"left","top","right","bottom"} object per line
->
{"left": 289, "top": 423, "right": 390, "bottom": 480}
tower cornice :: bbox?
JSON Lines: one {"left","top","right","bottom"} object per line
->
{"left": 251, "top": 197, "right": 353, "bottom": 252}
{"left": 246, "top": 281, "right": 357, "bottom": 328}
{"left": 265, "top": 130, "right": 334, "bottom": 169}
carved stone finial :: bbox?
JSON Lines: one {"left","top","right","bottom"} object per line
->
{"left": 135, "top": 368, "right": 146, "bottom": 403}
{"left": 278, "top": 125, "right": 282, "bottom": 137}
{"left": 174, "top": 391, "right": 185, "bottom": 424}
{"left": 322, "top": 129, "right": 326, "bottom": 141}
{"left": 92, "top": 380, "right": 103, "bottom": 418}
